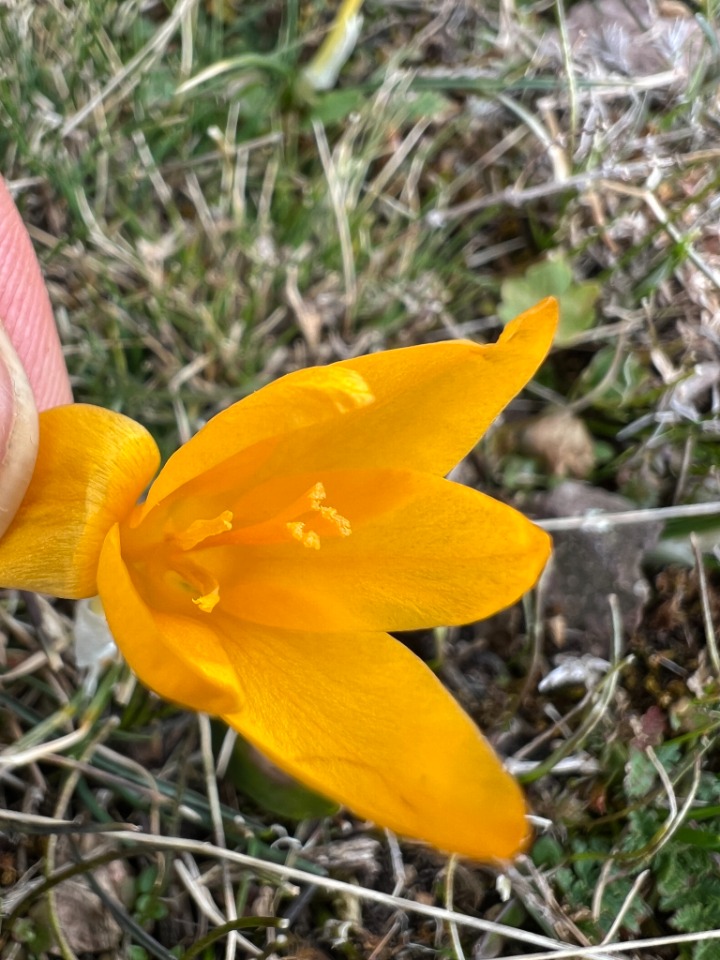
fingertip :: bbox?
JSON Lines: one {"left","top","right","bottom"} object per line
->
{"left": 0, "top": 321, "right": 38, "bottom": 539}
{"left": 0, "top": 176, "right": 72, "bottom": 410}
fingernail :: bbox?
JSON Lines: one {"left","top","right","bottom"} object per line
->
{"left": 0, "top": 319, "right": 39, "bottom": 539}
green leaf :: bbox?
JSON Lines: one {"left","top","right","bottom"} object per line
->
{"left": 673, "top": 827, "right": 720, "bottom": 851}
{"left": 218, "top": 726, "right": 339, "bottom": 820}
{"left": 623, "top": 809, "right": 661, "bottom": 850}
{"left": 575, "top": 345, "right": 649, "bottom": 408}
{"left": 532, "top": 835, "right": 564, "bottom": 868}
{"left": 695, "top": 939, "right": 720, "bottom": 960}
{"left": 499, "top": 251, "right": 600, "bottom": 346}
{"left": 309, "top": 87, "right": 451, "bottom": 127}
{"left": 624, "top": 748, "right": 658, "bottom": 799}
{"left": 673, "top": 900, "right": 713, "bottom": 932}
{"left": 309, "top": 88, "right": 366, "bottom": 125}
{"left": 596, "top": 874, "right": 651, "bottom": 935}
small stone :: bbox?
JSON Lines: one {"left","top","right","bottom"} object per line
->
{"left": 537, "top": 482, "right": 663, "bottom": 654}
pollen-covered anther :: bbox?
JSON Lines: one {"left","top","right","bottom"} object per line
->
{"left": 165, "top": 561, "right": 222, "bottom": 613}
{"left": 317, "top": 505, "right": 352, "bottom": 537}
{"left": 308, "top": 482, "right": 327, "bottom": 509}
{"left": 308, "top": 482, "right": 352, "bottom": 536}
{"left": 193, "top": 583, "right": 221, "bottom": 613}
{"left": 286, "top": 521, "right": 321, "bottom": 550}
{"left": 230, "top": 482, "right": 351, "bottom": 549}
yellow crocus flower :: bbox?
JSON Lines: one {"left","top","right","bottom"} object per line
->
{"left": 0, "top": 298, "right": 557, "bottom": 862}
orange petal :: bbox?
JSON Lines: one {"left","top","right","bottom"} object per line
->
{"left": 145, "top": 299, "right": 557, "bottom": 508}
{"left": 98, "top": 571, "right": 529, "bottom": 860}
{"left": 97, "top": 525, "right": 242, "bottom": 715}
{"left": 220, "top": 623, "right": 529, "bottom": 862}
{"left": 189, "top": 468, "right": 550, "bottom": 632}
{"left": 0, "top": 405, "right": 159, "bottom": 598}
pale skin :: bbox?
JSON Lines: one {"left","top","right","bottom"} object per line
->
{"left": 0, "top": 176, "right": 72, "bottom": 537}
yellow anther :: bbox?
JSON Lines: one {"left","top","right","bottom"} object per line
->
{"left": 175, "top": 511, "right": 234, "bottom": 550}
{"left": 318, "top": 505, "right": 352, "bottom": 536}
{"left": 308, "top": 482, "right": 327, "bottom": 509}
{"left": 165, "top": 562, "right": 221, "bottom": 613}
{"left": 193, "top": 584, "right": 221, "bottom": 613}
{"left": 231, "top": 482, "right": 350, "bottom": 549}
{"left": 286, "top": 521, "right": 321, "bottom": 550}
{"left": 308, "top": 483, "right": 351, "bottom": 536}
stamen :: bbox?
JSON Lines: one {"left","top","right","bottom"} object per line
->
{"left": 308, "top": 482, "right": 352, "bottom": 536}
{"left": 317, "top": 505, "right": 352, "bottom": 537}
{"left": 219, "top": 481, "right": 351, "bottom": 549}
{"left": 165, "top": 564, "right": 222, "bottom": 614}
{"left": 193, "top": 584, "right": 221, "bottom": 613}
{"left": 308, "top": 482, "right": 326, "bottom": 509}
{"left": 286, "top": 521, "right": 321, "bottom": 550}
{"left": 175, "top": 511, "right": 234, "bottom": 550}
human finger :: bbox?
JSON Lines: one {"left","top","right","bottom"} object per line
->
{"left": 0, "top": 321, "right": 38, "bottom": 538}
{"left": 0, "top": 175, "right": 72, "bottom": 410}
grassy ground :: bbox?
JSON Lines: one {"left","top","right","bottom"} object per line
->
{"left": 2, "top": 0, "right": 720, "bottom": 957}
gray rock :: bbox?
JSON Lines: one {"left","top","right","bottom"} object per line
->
{"left": 537, "top": 482, "right": 662, "bottom": 654}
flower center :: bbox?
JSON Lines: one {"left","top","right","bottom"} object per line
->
{"left": 154, "top": 481, "right": 351, "bottom": 614}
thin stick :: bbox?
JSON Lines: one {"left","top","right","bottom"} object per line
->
{"left": 691, "top": 533, "right": 720, "bottom": 678}
{"left": 313, "top": 119, "right": 358, "bottom": 329}
{"left": 506, "top": 925, "right": 720, "bottom": 960}
{"left": 38, "top": 828, "right": 621, "bottom": 960}
{"left": 198, "top": 715, "right": 258, "bottom": 959}
{"left": 601, "top": 871, "right": 650, "bottom": 945}
{"left": 539, "top": 501, "right": 720, "bottom": 532}
{"left": 444, "top": 855, "right": 465, "bottom": 960}
{"left": 553, "top": 0, "right": 578, "bottom": 158}
{"left": 426, "top": 154, "right": 715, "bottom": 225}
